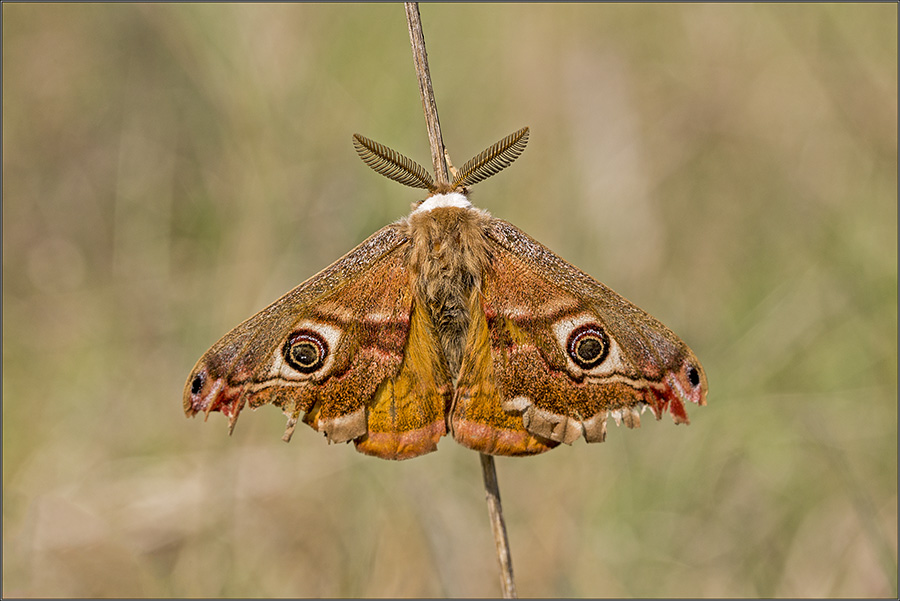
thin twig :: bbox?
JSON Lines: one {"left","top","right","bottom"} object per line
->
{"left": 404, "top": 2, "right": 450, "bottom": 188}
{"left": 479, "top": 453, "right": 518, "bottom": 599}
{"left": 403, "top": 3, "right": 517, "bottom": 597}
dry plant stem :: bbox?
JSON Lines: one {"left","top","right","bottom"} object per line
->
{"left": 479, "top": 453, "right": 518, "bottom": 599}
{"left": 403, "top": 3, "right": 517, "bottom": 597}
{"left": 404, "top": 2, "right": 450, "bottom": 188}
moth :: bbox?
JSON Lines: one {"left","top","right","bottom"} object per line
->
{"left": 184, "top": 127, "right": 707, "bottom": 460}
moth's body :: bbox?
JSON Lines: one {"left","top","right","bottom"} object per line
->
{"left": 184, "top": 129, "right": 707, "bottom": 460}
{"left": 408, "top": 193, "right": 489, "bottom": 376}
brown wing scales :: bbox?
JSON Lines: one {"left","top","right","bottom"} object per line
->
{"left": 449, "top": 219, "right": 707, "bottom": 455}
{"left": 184, "top": 225, "right": 451, "bottom": 459}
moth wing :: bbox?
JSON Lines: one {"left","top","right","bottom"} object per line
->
{"left": 451, "top": 219, "right": 707, "bottom": 456}
{"left": 184, "top": 224, "right": 452, "bottom": 460}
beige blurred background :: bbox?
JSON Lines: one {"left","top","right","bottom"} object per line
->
{"left": 3, "top": 3, "right": 896, "bottom": 597}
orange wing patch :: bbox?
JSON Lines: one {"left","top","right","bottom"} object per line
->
{"left": 355, "top": 301, "right": 452, "bottom": 460}
{"left": 451, "top": 293, "right": 558, "bottom": 456}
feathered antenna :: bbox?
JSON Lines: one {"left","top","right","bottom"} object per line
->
{"left": 452, "top": 127, "right": 529, "bottom": 189}
{"left": 352, "top": 133, "right": 436, "bottom": 191}
{"left": 353, "top": 127, "right": 529, "bottom": 194}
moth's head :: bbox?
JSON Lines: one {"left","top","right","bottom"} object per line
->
{"left": 352, "top": 127, "right": 529, "bottom": 208}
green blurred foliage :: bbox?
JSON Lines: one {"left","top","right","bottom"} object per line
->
{"left": 3, "top": 3, "right": 896, "bottom": 597}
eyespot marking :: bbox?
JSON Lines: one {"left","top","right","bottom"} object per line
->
{"left": 566, "top": 324, "right": 610, "bottom": 369}
{"left": 191, "top": 373, "right": 204, "bottom": 395}
{"left": 283, "top": 330, "right": 328, "bottom": 374}
{"left": 687, "top": 365, "right": 700, "bottom": 388}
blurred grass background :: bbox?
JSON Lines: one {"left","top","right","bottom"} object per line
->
{"left": 3, "top": 3, "right": 896, "bottom": 597}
